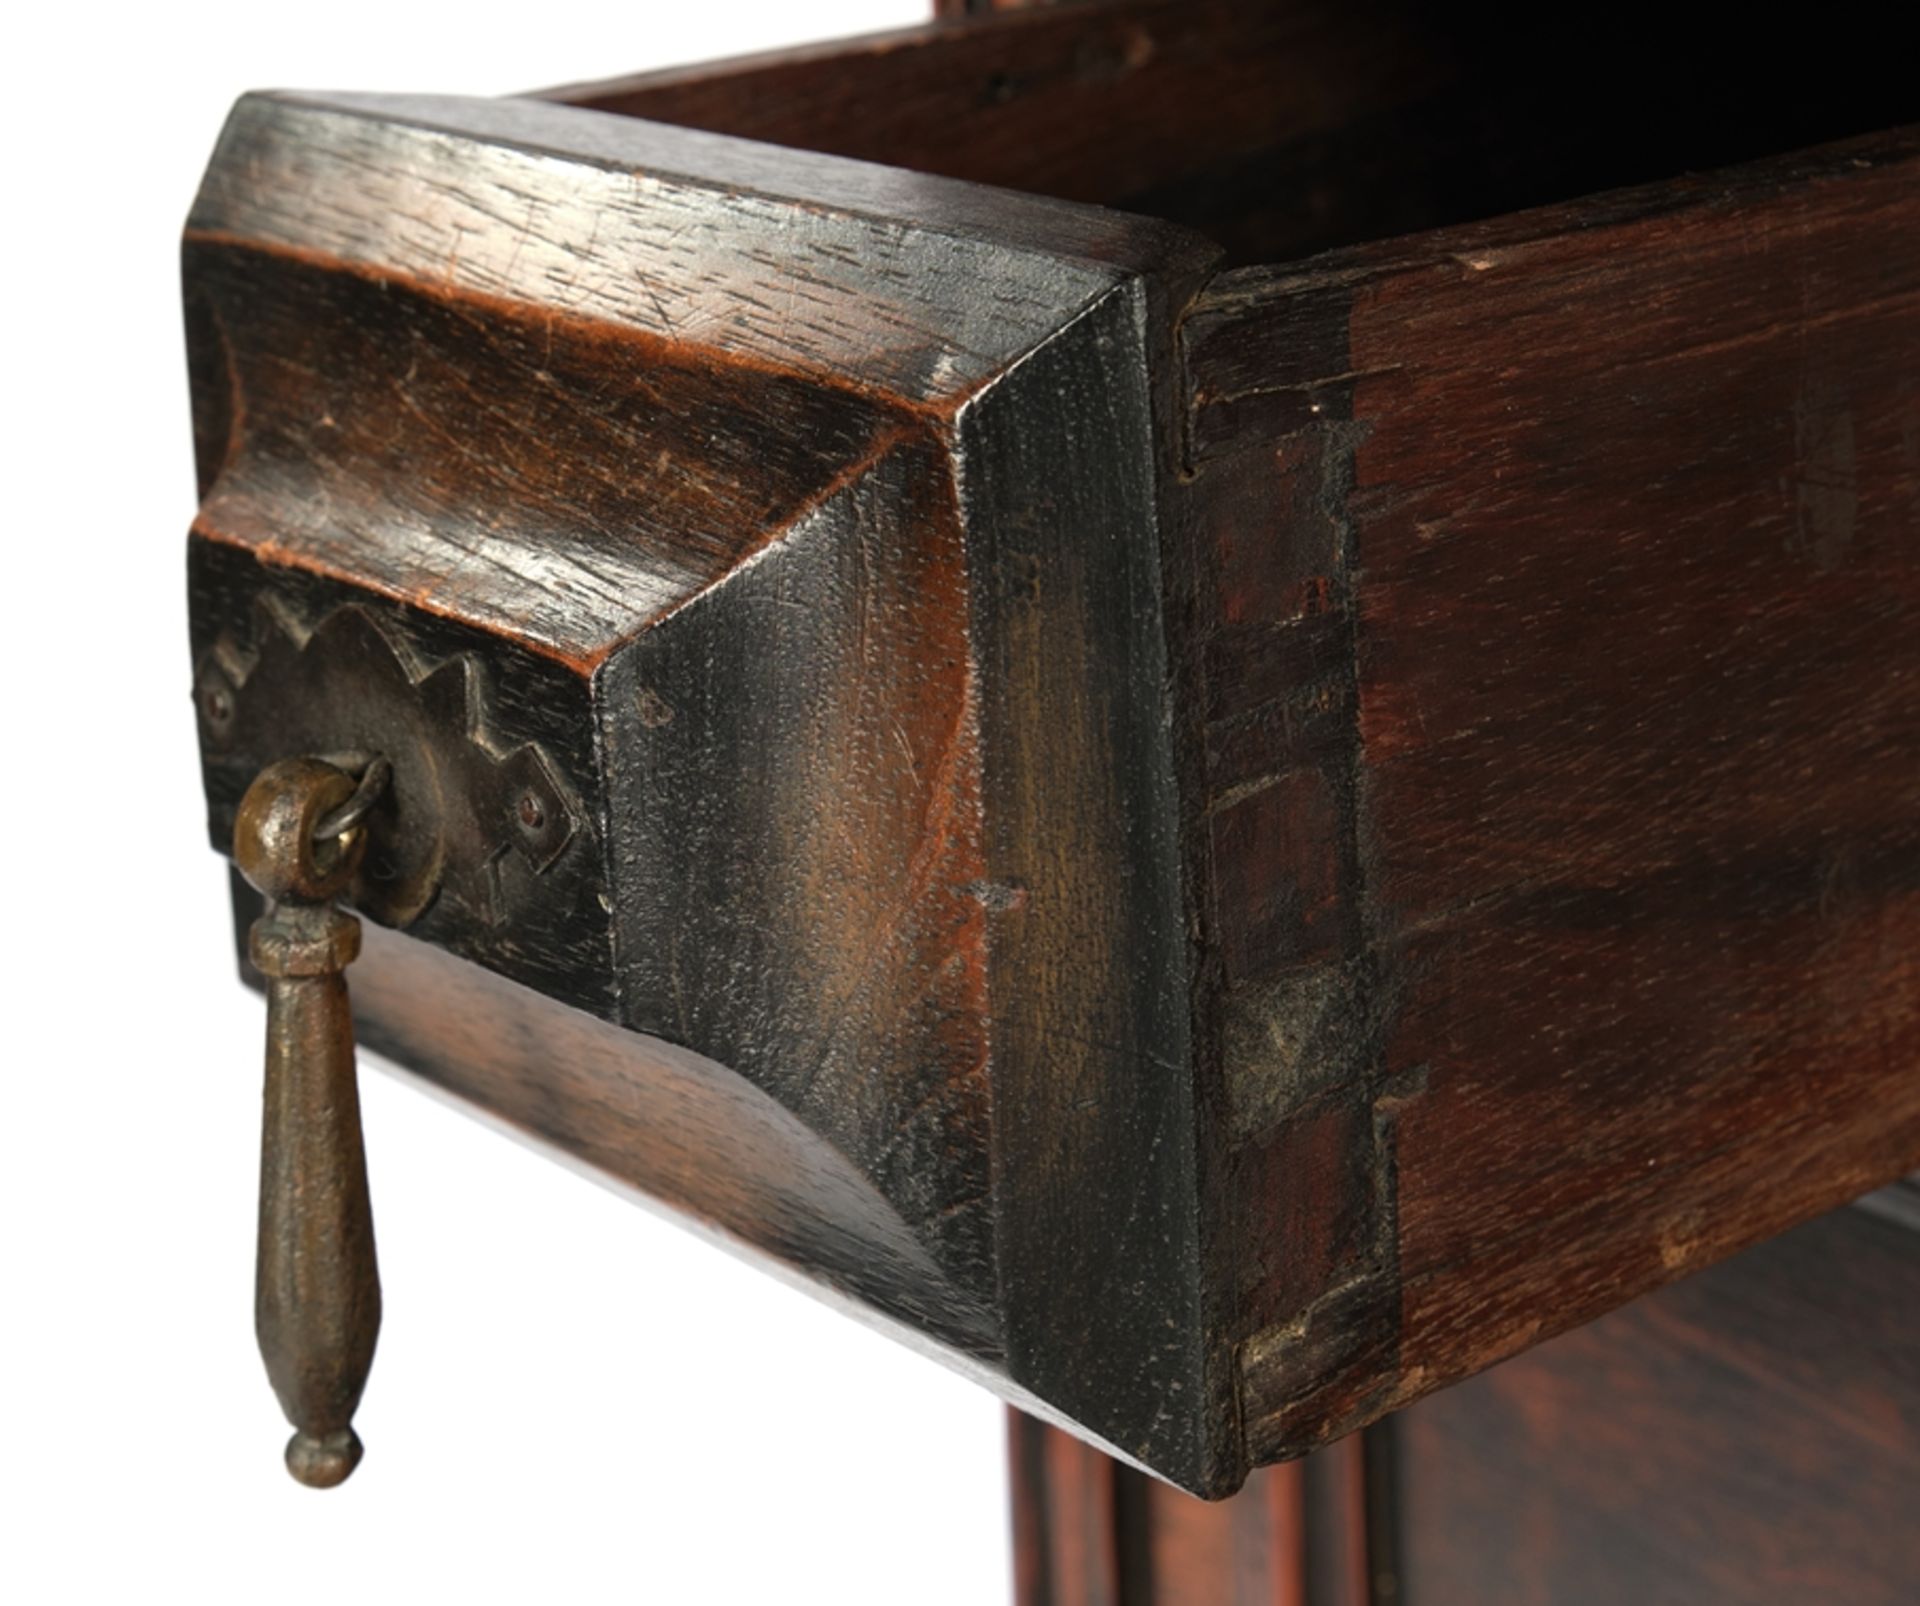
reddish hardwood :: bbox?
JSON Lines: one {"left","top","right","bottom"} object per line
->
{"left": 1394, "top": 1190, "right": 1920, "bottom": 1604}
{"left": 1014, "top": 1189, "right": 1919, "bottom": 1603}
{"left": 1009, "top": 1409, "right": 1383, "bottom": 1605}
{"left": 549, "top": 2, "right": 1915, "bottom": 265}
{"left": 185, "top": 12, "right": 1920, "bottom": 1502}
{"left": 1180, "top": 127, "right": 1920, "bottom": 1462}
{"left": 544, "top": 1, "right": 1451, "bottom": 221}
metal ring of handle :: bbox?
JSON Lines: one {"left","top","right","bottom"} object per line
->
{"left": 311, "top": 752, "right": 392, "bottom": 844}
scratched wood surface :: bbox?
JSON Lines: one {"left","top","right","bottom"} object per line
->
{"left": 1010, "top": 1187, "right": 1919, "bottom": 1603}
{"left": 1392, "top": 1188, "right": 1920, "bottom": 1604}
{"left": 1182, "top": 128, "right": 1920, "bottom": 1461}
{"left": 549, "top": 2, "right": 1916, "bottom": 265}
{"left": 545, "top": 0, "right": 1459, "bottom": 260}
{"left": 183, "top": 9, "right": 1920, "bottom": 1503}
{"left": 187, "top": 88, "right": 1234, "bottom": 1489}
{"left": 287, "top": 892, "right": 1003, "bottom": 1354}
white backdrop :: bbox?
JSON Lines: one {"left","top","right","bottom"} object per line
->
{"left": 1, "top": 5, "right": 1015, "bottom": 1602}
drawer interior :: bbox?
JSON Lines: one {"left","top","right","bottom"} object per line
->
{"left": 546, "top": 0, "right": 1916, "bottom": 265}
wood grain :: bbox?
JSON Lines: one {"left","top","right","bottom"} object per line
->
{"left": 187, "top": 89, "right": 1235, "bottom": 1491}
{"left": 185, "top": 236, "right": 903, "bottom": 670}
{"left": 1184, "top": 127, "right": 1920, "bottom": 1461}
{"left": 1393, "top": 1193, "right": 1920, "bottom": 1604}
{"left": 961, "top": 282, "right": 1219, "bottom": 1481}
{"left": 272, "top": 878, "right": 1003, "bottom": 1356}
{"left": 1009, "top": 1408, "right": 1384, "bottom": 1605}
{"left": 184, "top": 37, "right": 1920, "bottom": 1497}
{"left": 548, "top": 1, "right": 1917, "bottom": 266}
{"left": 1012, "top": 1188, "right": 1917, "bottom": 1602}
{"left": 546, "top": 3, "right": 1444, "bottom": 212}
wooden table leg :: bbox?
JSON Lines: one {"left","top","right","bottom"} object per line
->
{"left": 1008, "top": 1410, "right": 1393, "bottom": 1606}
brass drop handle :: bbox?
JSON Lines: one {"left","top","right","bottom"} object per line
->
{"left": 233, "top": 753, "right": 391, "bottom": 1488}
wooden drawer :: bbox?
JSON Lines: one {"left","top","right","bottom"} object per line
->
{"left": 1012, "top": 1182, "right": 1920, "bottom": 1604}
{"left": 183, "top": 0, "right": 1920, "bottom": 1495}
